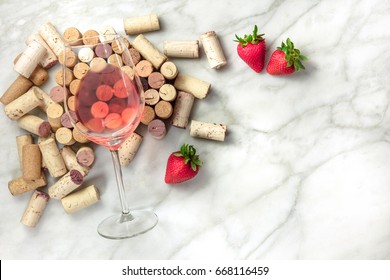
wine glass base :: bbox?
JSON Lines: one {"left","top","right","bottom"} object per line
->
{"left": 97, "top": 210, "right": 158, "bottom": 240}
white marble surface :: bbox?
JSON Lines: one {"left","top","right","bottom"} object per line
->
{"left": 1, "top": 0, "right": 390, "bottom": 260}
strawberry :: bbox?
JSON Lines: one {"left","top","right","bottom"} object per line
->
{"left": 165, "top": 144, "right": 203, "bottom": 184}
{"left": 234, "top": 25, "right": 266, "bottom": 73}
{"left": 266, "top": 38, "right": 308, "bottom": 75}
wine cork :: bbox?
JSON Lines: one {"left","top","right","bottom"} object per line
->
{"left": 38, "top": 137, "right": 67, "bottom": 178}
{"left": 76, "top": 146, "right": 95, "bottom": 167}
{"left": 111, "top": 39, "right": 126, "bottom": 55}
{"left": 60, "top": 111, "right": 77, "bottom": 128}
{"left": 37, "top": 133, "right": 54, "bottom": 170}
{"left": 69, "top": 79, "right": 81, "bottom": 95}
{"left": 58, "top": 49, "right": 78, "bottom": 68}
{"left": 39, "top": 22, "right": 66, "bottom": 57}
{"left": 17, "top": 115, "right": 51, "bottom": 137}
{"left": 135, "top": 60, "right": 153, "bottom": 78}
{"left": 93, "top": 103, "right": 109, "bottom": 118}
{"left": 200, "top": 31, "right": 227, "bottom": 69}
{"left": 159, "top": 84, "right": 177, "bottom": 102}
{"left": 128, "top": 48, "right": 141, "bottom": 65}
{"left": 63, "top": 27, "right": 83, "bottom": 46}
{"left": 95, "top": 100, "right": 112, "bottom": 116}
{"left": 96, "top": 85, "right": 113, "bottom": 102}
{"left": 12, "top": 55, "right": 48, "bottom": 86}
{"left": 160, "top": 61, "right": 178, "bottom": 80}
{"left": 163, "top": 40, "right": 199, "bottom": 58}
{"left": 148, "top": 72, "right": 165, "bottom": 89}
{"left": 46, "top": 103, "right": 64, "bottom": 131}
{"left": 155, "top": 100, "right": 173, "bottom": 119}
{"left": 36, "top": 86, "right": 56, "bottom": 113}
{"left": 72, "top": 124, "right": 90, "bottom": 144}
{"left": 104, "top": 112, "right": 123, "bottom": 129}
{"left": 121, "top": 65, "right": 135, "bottom": 80}
{"left": 60, "top": 146, "right": 90, "bottom": 176}
{"left": 132, "top": 34, "right": 167, "bottom": 69}
{"left": 90, "top": 57, "right": 107, "bottom": 72}
{"left": 26, "top": 34, "right": 58, "bottom": 69}
{"left": 107, "top": 53, "right": 123, "bottom": 67}
{"left": 22, "top": 144, "right": 42, "bottom": 180}
{"left": 173, "top": 73, "right": 211, "bottom": 99}
{"left": 55, "top": 127, "right": 76, "bottom": 145}
{"left": 4, "top": 86, "right": 44, "bottom": 120}
{"left": 144, "top": 89, "right": 160, "bottom": 105}
{"left": 148, "top": 119, "right": 166, "bottom": 140}
{"left": 73, "top": 62, "right": 90, "bottom": 79}
{"left": 75, "top": 121, "right": 88, "bottom": 134}
{"left": 14, "top": 40, "right": 47, "bottom": 78}
{"left": 121, "top": 50, "right": 132, "bottom": 66}
{"left": 99, "top": 26, "right": 117, "bottom": 42}
{"left": 20, "top": 190, "right": 50, "bottom": 227}
{"left": 140, "top": 105, "right": 156, "bottom": 125}
{"left": 67, "top": 95, "right": 76, "bottom": 111}
{"left": 8, "top": 174, "right": 47, "bottom": 196}
{"left": 190, "top": 120, "right": 227, "bottom": 141}
{"left": 49, "top": 85, "right": 67, "bottom": 103}
{"left": 82, "top": 30, "right": 100, "bottom": 45}
{"left": 48, "top": 169, "right": 84, "bottom": 200}
{"left": 16, "top": 134, "right": 33, "bottom": 170}
{"left": 78, "top": 47, "right": 95, "bottom": 63}
{"left": 118, "top": 132, "right": 143, "bottom": 166}
{"left": 0, "top": 75, "right": 33, "bottom": 105}
{"left": 60, "top": 146, "right": 77, "bottom": 169}
{"left": 61, "top": 185, "right": 100, "bottom": 214}
{"left": 95, "top": 43, "right": 112, "bottom": 59}
{"left": 29, "top": 65, "right": 49, "bottom": 86}
{"left": 55, "top": 67, "right": 74, "bottom": 86}
{"left": 171, "top": 91, "right": 195, "bottom": 128}
{"left": 124, "top": 14, "right": 160, "bottom": 35}
{"left": 17, "top": 135, "right": 35, "bottom": 170}
{"left": 124, "top": 37, "right": 131, "bottom": 48}
{"left": 52, "top": 119, "right": 70, "bottom": 139}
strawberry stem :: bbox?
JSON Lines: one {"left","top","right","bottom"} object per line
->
{"left": 278, "top": 38, "right": 308, "bottom": 72}
{"left": 174, "top": 144, "right": 203, "bottom": 171}
{"left": 234, "top": 25, "right": 265, "bottom": 47}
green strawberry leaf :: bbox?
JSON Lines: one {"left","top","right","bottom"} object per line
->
{"left": 277, "top": 37, "right": 308, "bottom": 72}
{"left": 190, "top": 161, "right": 197, "bottom": 171}
{"left": 174, "top": 144, "right": 203, "bottom": 171}
{"left": 300, "top": 55, "right": 308, "bottom": 61}
{"left": 234, "top": 25, "right": 265, "bottom": 47}
{"left": 194, "top": 159, "right": 203, "bottom": 167}
{"left": 296, "top": 59, "right": 305, "bottom": 70}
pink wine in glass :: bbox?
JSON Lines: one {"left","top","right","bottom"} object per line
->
{"left": 75, "top": 64, "right": 141, "bottom": 150}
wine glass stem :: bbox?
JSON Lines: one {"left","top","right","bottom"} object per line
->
{"left": 110, "top": 149, "right": 132, "bottom": 217}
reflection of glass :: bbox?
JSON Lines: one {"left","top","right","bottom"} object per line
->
{"left": 63, "top": 34, "right": 157, "bottom": 239}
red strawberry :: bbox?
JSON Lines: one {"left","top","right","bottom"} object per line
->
{"left": 235, "top": 25, "right": 266, "bottom": 73}
{"left": 165, "top": 144, "right": 203, "bottom": 184}
{"left": 266, "top": 38, "right": 308, "bottom": 75}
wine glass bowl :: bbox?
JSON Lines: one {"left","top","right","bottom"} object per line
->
{"left": 72, "top": 63, "right": 141, "bottom": 149}
{"left": 62, "top": 34, "right": 158, "bottom": 239}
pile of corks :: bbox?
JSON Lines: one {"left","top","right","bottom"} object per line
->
{"left": 0, "top": 14, "right": 228, "bottom": 228}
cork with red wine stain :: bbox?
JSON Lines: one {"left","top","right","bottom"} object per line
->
{"left": 17, "top": 115, "right": 51, "bottom": 137}
{"left": 48, "top": 169, "right": 84, "bottom": 199}
{"left": 20, "top": 190, "right": 50, "bottom": 227}
{"left": 148, "top": 119, "right": 166, "bottom": 140}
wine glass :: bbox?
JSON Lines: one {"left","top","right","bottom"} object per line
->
{"left": 62, "top": 34, "right": 158, "bottom": 239}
